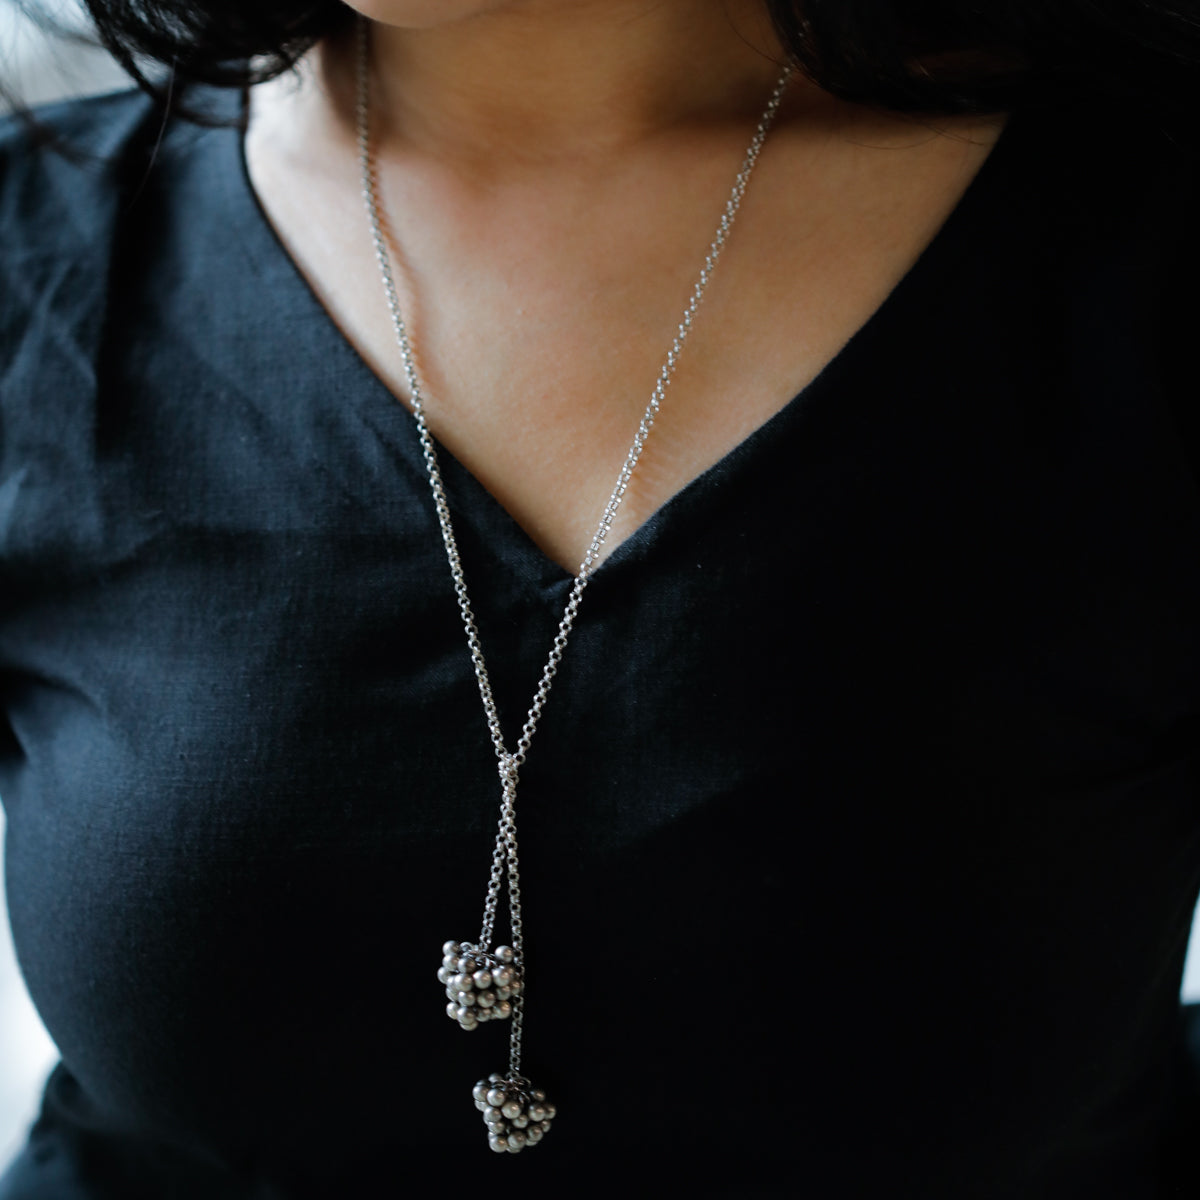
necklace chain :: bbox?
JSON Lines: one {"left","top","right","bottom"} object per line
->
{"left": 354, "top": 12, "right": 791, "bottom": 1081}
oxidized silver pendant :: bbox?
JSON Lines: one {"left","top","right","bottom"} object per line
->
{"left": 439, "top": 939, "right": 523, "bottom": 1029}
{"left": 473, "top": 1074, "right": 556, "bottom": 1153}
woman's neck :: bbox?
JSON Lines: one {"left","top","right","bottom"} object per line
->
{"left": 317, "top": 0, "right": 793, "bottom": 173}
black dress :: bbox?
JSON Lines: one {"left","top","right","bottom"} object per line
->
{"left": 2, "top": 80, "right": 1200, "bottom": 1198}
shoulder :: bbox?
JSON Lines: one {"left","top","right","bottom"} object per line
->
{"left": 0, "top": 81, "right": 245, "bottom": 401}
{"left": 994, "top": 98, "right": 1200, "bottom": 224}
{"left": 0, "top": 83, "right": 243, "bottom": 261}
{"left": 0, "top": 84, "right": 157, "bottom": 154}
{"left": 0, "top": 86, "right": 219, "bottom": 491}
{"left": 1042, "top": 100, "right": 1200, "bottom": 227}
{"left": 0, "top": 88, "right": 162, "bottom": 434}
{"left": 970, "top": 98, "right": 1200, "bottom": 336}
{"left": 0, "top": 86, "right": 161, "bottom": 259}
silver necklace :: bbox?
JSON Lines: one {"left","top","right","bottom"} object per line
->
{"left": 354, "top": 11, "right": 791, "bottom": 1155}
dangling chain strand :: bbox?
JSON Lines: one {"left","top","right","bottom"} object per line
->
{"left": 354, "top": 10, "right": 791, "bottom": 1140}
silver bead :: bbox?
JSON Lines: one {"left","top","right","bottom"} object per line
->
{"left": 510, "top": 1114, "right": 529, "bottom": 1129}
{"left": 494, "top": 945, "right": 515, "bottom": 963}
{"left": 458, "top": 956, "right": 477, "bottom": 975}
{"left": 484, "top": 1106, "right": 505, "bottom": 1126}
{"left": 527, "top": 1103, "right": 547, "bottom": 1123}
{"left": 488, "top": 1135, "right": 508, "bottom": 1153}
{"left": 476, "top": 990, "right": 496, "bottom": 1008}
{"left": 472, "top": 969, "right": 493, "bottom": 990}
{"left": 525, "top": 1125, "right": 543, "bottom": 1144}
{"left": 456, "top": 1007, "right": 477, "bottom": 1027}
{"left": 437, "top": 966, "right": 453, "bottom": 985}
{"left": 486, "top": 1088, "right": 507, "bottom": 1108}
{"left": 492, "top": 967, "right": 514, "bottom": 989}
{"left": 452, "top": 974, "right": 473, "bottom": 993}
{"left": 456, "top": 991, "right": 475, "bottom": 1007}
{"left": 501, "top": 1100, "right": 522, "bottom": 1120}
{"left": 492, "top": 999, "right": 512, "bottom": 1019}
{"left": 495, "top": 987, "right": 512, "bottom": 1001}
{"left": 474, "top": 1099, "right": 489, "bottom": 1111}
{"left": 445, "top": 1002, "right": 458, "bottom": 1020}
{"left": 441, "top": 954, "right": 458, "bottom": 971}
{"left": 507, "top": 1129, "right": 527, "bottom": 1150}
{"left": 488, "top": 1073, "right": 503, "bottom": 1083}
{"left": 531, "top": 1089, "right": 547, "bottom": 1102}
{"left": 442, "top": 940, "right": 461, "bottom": 957}
{"left": 545, "top": 1104, "right": 557, "bottom": 1120}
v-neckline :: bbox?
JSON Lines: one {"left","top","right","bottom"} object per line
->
{"left": 224, "top": 87, "right": 1025, "bottom": 595}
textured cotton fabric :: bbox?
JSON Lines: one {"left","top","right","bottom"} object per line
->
{"left": 2, "top": 81, "right": 1200, "bottom": 1197}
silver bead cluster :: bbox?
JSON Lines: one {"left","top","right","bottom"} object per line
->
{"left": 440, "top": 940, "right": 523, "bottom": 1030}
{"left": 473, "top": 1074, "right": 556, "bottom": 1154}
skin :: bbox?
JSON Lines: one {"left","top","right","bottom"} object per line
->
{"left": 244, "top": 0, "right": 1009, "bottom": 575}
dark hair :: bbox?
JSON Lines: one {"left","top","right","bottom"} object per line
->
{"left": 21, "top": 0, "right": 1200, "bottom": 125}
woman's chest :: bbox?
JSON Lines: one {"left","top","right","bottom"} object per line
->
{"left": 243, "top": 91, "right": 1008, "bottom": 574}
{"left": 4, "top": 366, "right": 1200, "bottom": 1178}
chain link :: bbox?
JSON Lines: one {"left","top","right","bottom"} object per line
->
{"left": 354, "top": 12, "right": 791, "bottom": 1078}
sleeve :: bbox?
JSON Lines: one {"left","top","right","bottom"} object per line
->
{"left": 0, "top": 89, "right": 153, "bottom": 604}
{"left": 0, "top": 89, "right": 153, "bottom": 1193}
{"left": 1152, "top": 110, "right": 1200, "bottom": 1189}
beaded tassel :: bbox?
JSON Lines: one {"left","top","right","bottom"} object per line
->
{"left": 439, "top": 941, "right": 522, "bottom": 1030}
{"left": 474, "top": 1073, "right": 557, "bottom": 1154}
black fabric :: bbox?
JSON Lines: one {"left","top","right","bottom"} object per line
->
{"left": 2, "top": 81, "right": 1200, "bottom": 1197}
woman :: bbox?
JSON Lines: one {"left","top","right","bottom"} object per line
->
{"left": 2, "top": 0, "right": 1200, "bottom": 1194}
